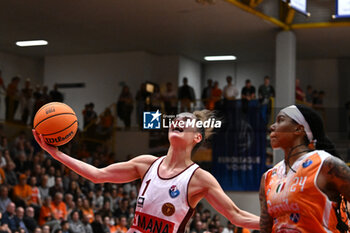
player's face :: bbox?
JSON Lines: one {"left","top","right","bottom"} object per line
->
{"left": 270, "top": 112, "right": 299, "bottom": 149}
{"left": 168, "top": 113, "right": 201, "bottom": 145}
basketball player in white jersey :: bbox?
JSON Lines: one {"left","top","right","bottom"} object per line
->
{"left": 32, "top": 110, "right": 260, "bottom": 232}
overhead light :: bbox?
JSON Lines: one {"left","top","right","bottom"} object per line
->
{"left": 204, "top": 55, "right": 237, "bottom": 61}
{"left": 16, "top": 40, "right": 48, "bottom": 47}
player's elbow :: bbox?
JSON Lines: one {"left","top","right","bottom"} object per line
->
{"left": 87, "top": 169, "right": 105, "bottom": 184}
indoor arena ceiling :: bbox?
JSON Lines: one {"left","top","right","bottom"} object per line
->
{"left": 0, "top": 0, "right": 350, "bottom": 61}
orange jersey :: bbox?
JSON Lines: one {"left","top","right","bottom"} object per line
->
{"left": 264, "top": 151, "right": 341, "bottom": 233}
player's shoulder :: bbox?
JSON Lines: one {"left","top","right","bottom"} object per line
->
{"left": 131, "top": 154, "right": 159, "bottom": 165}
{"left": 192, "top": 168, "right": 218, "bottom": 185}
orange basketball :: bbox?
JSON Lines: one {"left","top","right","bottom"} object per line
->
{"left": 33, "top": 102, "right": 78, "bottom": 146}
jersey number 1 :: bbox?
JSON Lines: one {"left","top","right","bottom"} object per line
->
{"left": 141, "top": 179, "right": 151, "bottom": 196}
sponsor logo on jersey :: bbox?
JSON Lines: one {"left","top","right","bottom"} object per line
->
{"left": 162, "top": 203, "right": 175, "bottom": 217}
{"left": 290, "top": 213, "right": 300, "bottom": 223}
{"left": 137, "top": 197, "right": 145, "bottom": 208}
{"left": 276, "top": 182, "right": 285, "bottom": 193}
{"left": 302, "top": 159, "right": 313, "bottom": 168}
{"left": 169, "top": 185, "right": 180, "bottom": 198}
{"left": 132, "top": 211, "right": 174, "bottom": 233}
{"left": 268, "top": 199, "right": 300, "bottom": 215}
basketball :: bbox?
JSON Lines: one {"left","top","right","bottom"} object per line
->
{"left": 33, "top": 102, "right": 78, "bottom": 146}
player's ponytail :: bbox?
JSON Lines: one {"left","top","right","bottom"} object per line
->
{"left": 295, "top": 105, "right": 340, "bottom": 158}
{"left": 192, "top": 110, "right": 217, "bottom": 155}
{"left": 296, "top": 105, "right": 348, "bottom": 231}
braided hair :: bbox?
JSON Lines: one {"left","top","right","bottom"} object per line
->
{"left": 296, "top": 105, "right": 348, "bottom": 232}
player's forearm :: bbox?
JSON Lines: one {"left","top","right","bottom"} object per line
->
{"left": 230, "top": 209, "right": 260, "bottom": 230}
{"left": 52, "top": 150, "right": 103, "bottom": 183}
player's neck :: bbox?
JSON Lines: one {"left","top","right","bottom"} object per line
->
{"left": 165, "top": 146, "right": 193, "bottom": 169}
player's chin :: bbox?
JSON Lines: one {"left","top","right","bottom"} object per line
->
{"left": 270, "top": 138, "right": 279, "bottom": 148}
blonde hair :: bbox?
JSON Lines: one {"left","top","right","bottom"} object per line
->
{"left": 193, "top": 109, "right": 216, "bottom": 140}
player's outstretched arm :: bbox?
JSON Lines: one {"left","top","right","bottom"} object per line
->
{"left": 195, "top": 169, "right": 260, "bottom": 230}
{"left": 32, "top": 129, "right": 156, "bottom": 183}
{"left": 259, "top": 173, "right": 273, "bottom": 233}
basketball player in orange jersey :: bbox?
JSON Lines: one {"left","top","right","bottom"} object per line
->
{"left": 33, "top": 110, "right": 260, "bottom": 232}
{"left": 260, "top": 105, "right": 350, "bottom": 233}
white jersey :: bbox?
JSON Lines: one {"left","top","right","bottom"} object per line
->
{"left": 129, "top": 156, "right": 199, "bottom": 233}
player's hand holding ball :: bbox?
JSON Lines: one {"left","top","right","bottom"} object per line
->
{"left": 32, "top": 102, "right": 78, "bottom": 153}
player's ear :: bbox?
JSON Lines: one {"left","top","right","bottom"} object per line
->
{"left": 194, "top": 133, "right": 202, "bottom": 144}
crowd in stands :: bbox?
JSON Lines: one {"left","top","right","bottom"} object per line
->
{"left": 0, "top": 71, "right": 64, "bottom": 125}
{"left": 295, "top": 79, "right": 325, "bottom": 109}
{"left": 0, "top": 69, "right": 326, "bottom": 132}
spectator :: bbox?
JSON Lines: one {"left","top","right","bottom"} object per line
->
{"left": 66, "top": 181, "right": 81, "bottom": 202}
{"left": 20, "top": 79, "right": 33, "bottom": 125}
{"left": 49, "top": 84, "right": 64, "bottom": 103}
{"left": 201, "top": 79, "right": 213, "bottom": 109}
{"left": 38, "top": 175, "right": 49, "bottom": 201}
{"left": 191, "top": 220, "right": 204, "bottom": 233}
{"left": 314, "top": 90, "right": 325, "bottom": 106}
{"left": 49, "top": 177, "right": 64, "bottom": 197}
{"left": 34, "top": 227, "right": 42, "bottom": 233}
{"left": 0, "top": 166, "right": 5, "bottom": 186}
{"left": 82, "top": 103, "right": 98, "bottom": 136}
{"left": 162, "top": 82, "right": 177, "bottom": 115}
{"left": 102, "top": 216, "right": 111, "bottom": 233}
{"left": 222, "top": 221, "right": 234, "bottom": 233}
{"left": 13, "top": 174, "right": 32, "bottom": 208}
{"left": 305, "top": 85, "right": 313, "bottom": 105}
{"left": 68, "top": 210, "right": 85, "bottom": 233}
{"left": 96, "top": 108, "right": 114, "bottom": 139}
{"left": 14, "top": 207, "right": 29, "bottom": 233}
{"left": 0, "top": 151, "right": 6, "bottom": 169}
{"left": 258, "top": 75, "right": 275, "bottom": 105}
{"left": 4, "top": 161, "right": 17, "bottom": 187}
{"left": 39, "top": 197, "right": 53, "bottom": 226}
{"left": 81, "top": 199, "right": 94, "bottom": 223}
{"left": 60, "top": 220, "right": 72, "bottom": 233}
{"left": 90, "top": 212, "right": 104, "bottom": 233}
{"left": 46, "top": 167, "right": 55, "bottom": 189}
{"left": 28, "top": 177, "right": 41, "bottom": 208}
{"left": 23, "top": 207, "right": 37, "bottom": 233}
{"left": 295, "top": 78, "right": 305, "bottom": 102}
{"left": 128, "top": 190, "right": 137, "bottom": 208}
{"left": 50, "top": 193, "right": 67, "bottom": 221}
{"left": 223, "top": 76, "right": 239, "bottom": 101}
{"left": 99, "top": 200, "right": 112, "bottom": 218}
{"left": 115, "top": 215, "right": 127, "bottom": 233}
{"left": 5, "top": 76, "right": 20, "bottom": 122}
{"left": 0, "top": 186, "right": 11, "bottom": 214}
{"left": 0, "top": 70, "right": 7, "bottom": 109}
{"left": 178, "top": 77, "right": 195, "bottom": 112}
{"left": 241, "top": 79, "right": 256, "bottom": 100}
{"left": 150, "top": 85, "right": 161, "bottom": 111}
{"left": 64, "top": 194, "right": 75, "bottom": 220}
{"left": 41, "top": 225, "right": 50, "bottom": 233}
{"left": 208, "top": 81, "right": 222, "bottom": 110}
{"left": 81, "top": 214, "right": 93, "bottom": 233}
{"left": 135, "top": 83, "right": 150, "bottom": 128}
{"left": 113, "top": 198, "right": 129, "bottom": 218}
{"left": 92, "top": 188, "right": 104, "bottom": 211}
{"left": 116, "top": 86, "right": 133, "bottom": 130}
{"left": 2, "top": 202, "right": 17, "bottom": 231}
